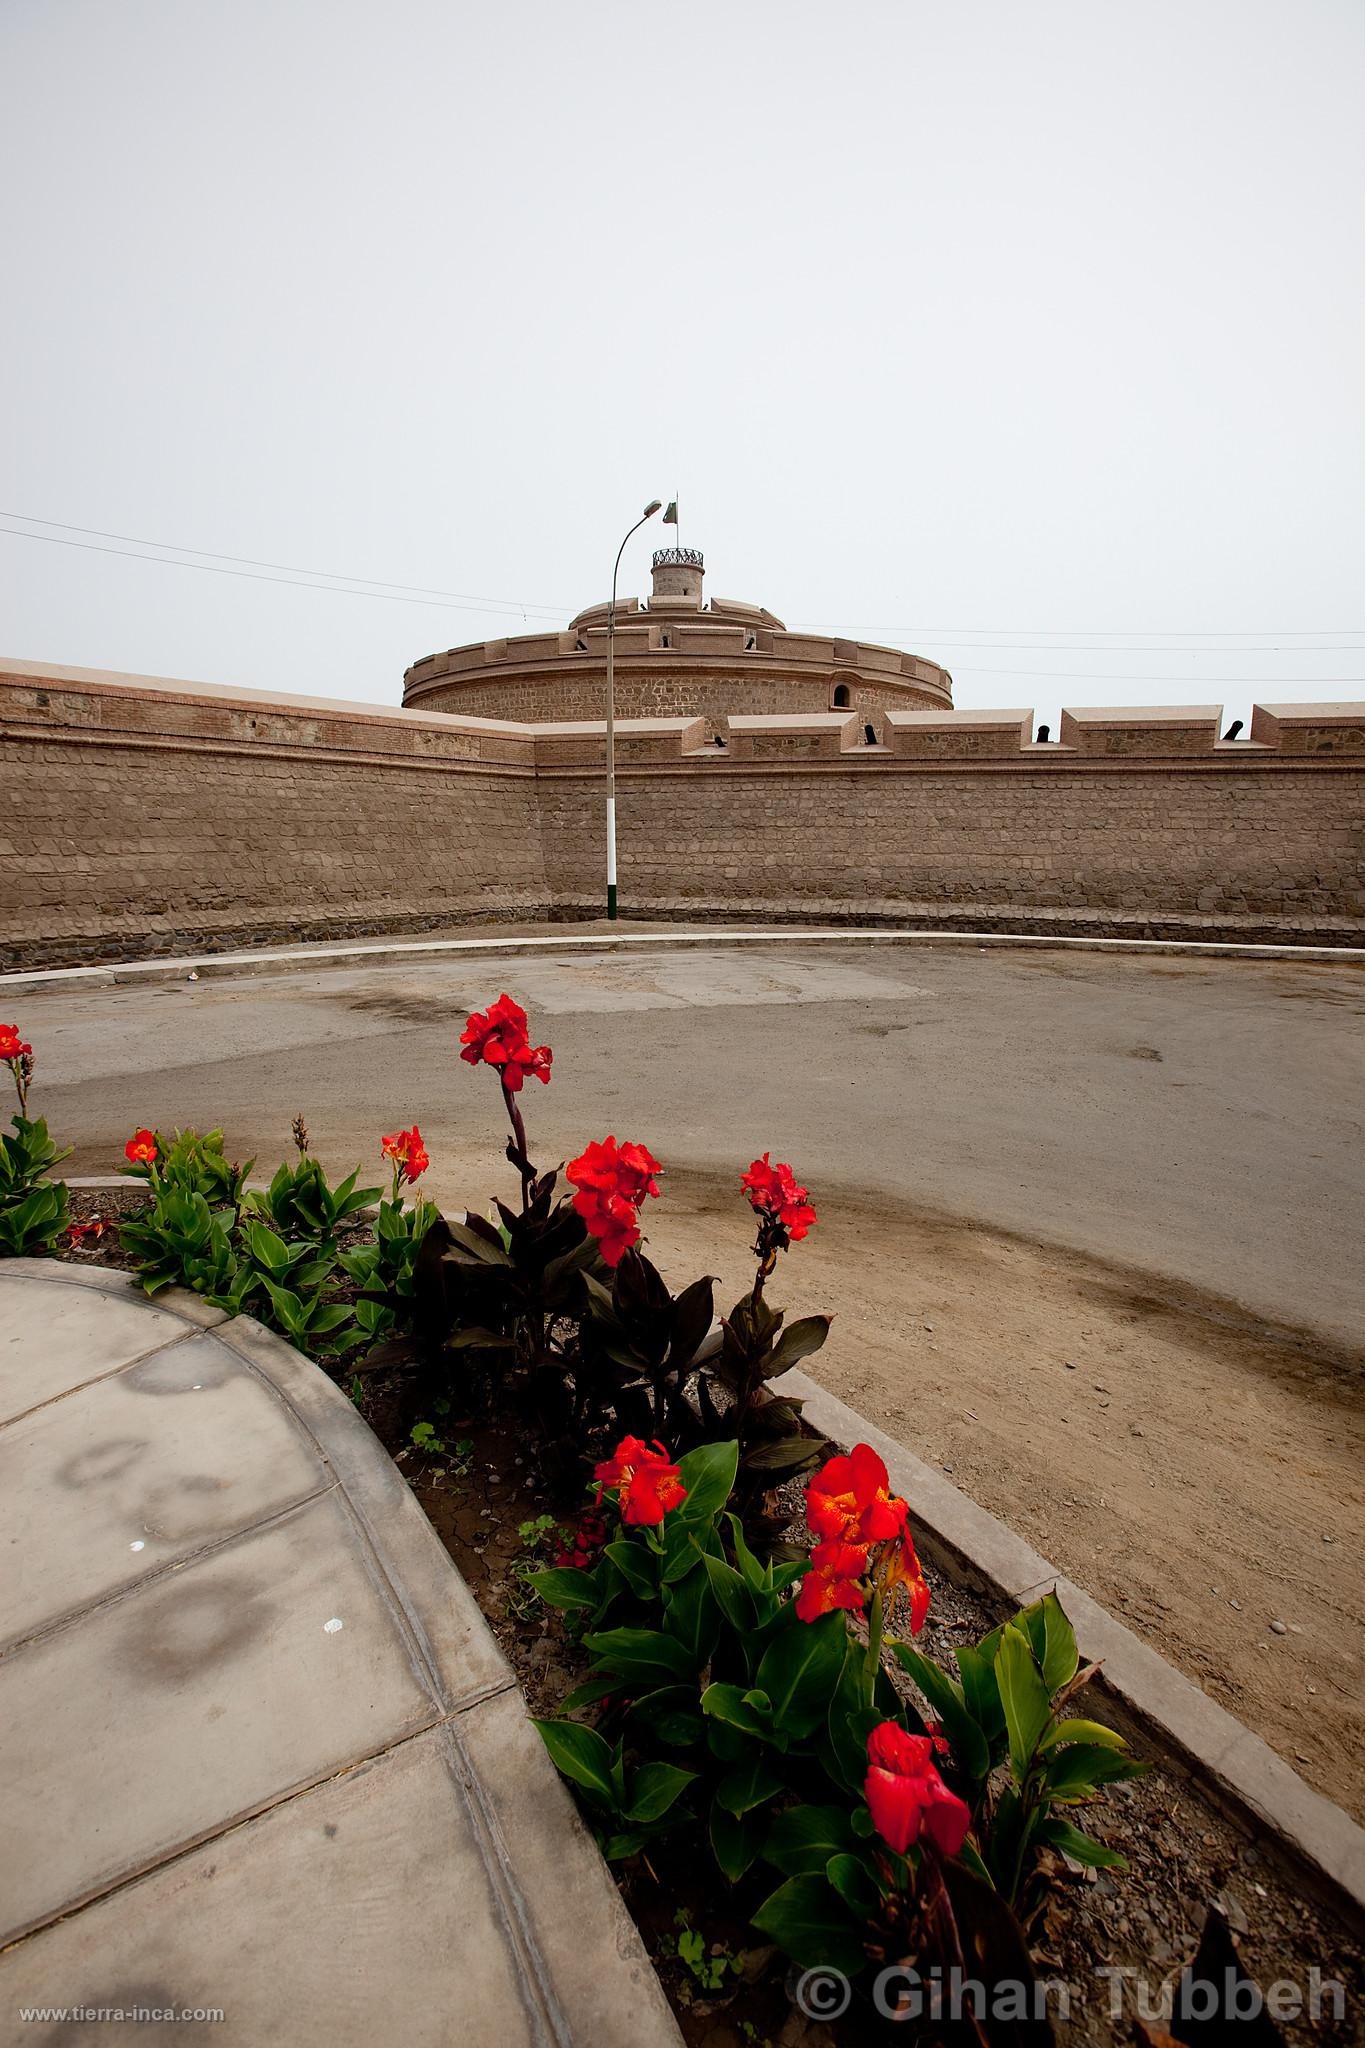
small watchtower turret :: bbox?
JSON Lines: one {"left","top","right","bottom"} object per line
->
{"left": 651, "top": 546, "right": 705, "bottom": 607}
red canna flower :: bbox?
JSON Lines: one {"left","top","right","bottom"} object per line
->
{"left": 807, "top": 1442, "right": 908, "bottom": 1545}
{"left": 67, "top": 1217, "right": 109, "bottom": 1245}
{"left": 794, "top": 1537, "right": 870, "bottom": 1622}
{"left": 864, "top": 1720, "right": 970, "bottom": 1858}
{"left": 125, "top": 1128, "right": 158, "bottom": 1166}
{"left": 0, "top": 1024, "right": 32, "bottom": 1063}
{"left": 741, "top": 1153, "right": 817, "bottom": 1240}
{"left": 567, "top": 1136, "right": 662, "bottom": 1266}
{"left": 594, "top": 1435, "right": 687, "bottom": 1526}
{"left": 876, "top": 1523, "right": 931, "bottom": 1636}
{"left": 459, "top": 994, "right": 552, "bottom": 1092}
{"left": 804, "top": 1443, "right": 930, "bottom": 1634}
{"left": 381, "top": 1123, "right": 430, "bottom": 1187}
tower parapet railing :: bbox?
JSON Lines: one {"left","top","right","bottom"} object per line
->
{"left": 651, "top": 546, "right": 705, "bottom": 570}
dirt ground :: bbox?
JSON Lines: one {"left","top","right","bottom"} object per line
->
{"left": 640, "top": 1170, "right": 1365, "bottom": 1828}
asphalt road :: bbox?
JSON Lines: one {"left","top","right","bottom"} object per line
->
{"left": 15, "top": 940, "right": 1365, "bottom": 1355}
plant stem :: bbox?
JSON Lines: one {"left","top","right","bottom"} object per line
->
{"left": 920, "top": 1847, "right": 990, "bottom": 2048}
{"left": 863, "top": 1584, "right": 884, "bottom": 1703}
{"left": 502, "top": 1081, "right": 534, "bottom": 1211}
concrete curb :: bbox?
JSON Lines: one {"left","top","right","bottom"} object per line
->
{"left": 4, "top": 922, "right": 1365, "bottom": 995}
{"left": 0, "top": 1259, "right": 682, "bottom": 2048}
{"left": 773, "top": 1368, "right": 1365, "bottom": 1928}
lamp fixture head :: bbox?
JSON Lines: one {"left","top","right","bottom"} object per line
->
{"left": 643, "top": 499, "right": 662, "bottom": 517}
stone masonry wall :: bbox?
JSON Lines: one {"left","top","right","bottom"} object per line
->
{"left": 406, "top": 667, "right": 933, "bottom": 728}
{"left": 535, "top": 757, "right": 1364, "bottom": 943}
{"left": 0, "top": 665, "right": 547, "bottom": 967}
{"left": 2, "top": 664, "right": 1362, "bottom": 966}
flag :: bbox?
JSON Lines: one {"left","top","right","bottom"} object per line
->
{"left": 662, "top": 500, "right": 678, "bottom": 525}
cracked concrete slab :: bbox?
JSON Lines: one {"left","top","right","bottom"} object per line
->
{"left": 0, "top": 1263, "right": 680, "bottom": 2046}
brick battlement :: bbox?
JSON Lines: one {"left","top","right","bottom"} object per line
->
{"left": 1, "top": 659, "right": 1361, "bottom": 967}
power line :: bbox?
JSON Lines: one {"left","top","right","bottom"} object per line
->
{"left": 0, "top": 524, "right": 568, "bottom": 623}
{"left": 3, "top": 511, "right": 1362, "bottom": 653}
{"left": 0, "top": 512, "right": 568, "bottom": 614}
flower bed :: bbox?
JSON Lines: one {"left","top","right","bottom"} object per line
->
{"left": 5, "top": 1009, "right": 1363, "bottom": 2045}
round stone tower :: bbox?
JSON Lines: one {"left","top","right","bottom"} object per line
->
{"left": 649, "top": 547, "right": 706, "bottom": 605}
{"left": 402, "top": 547, "right": 954, "bottom": 726}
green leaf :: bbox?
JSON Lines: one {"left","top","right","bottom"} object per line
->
{"left": 725, "top": 1512, "right": 768, "bottom": 1593}
{"left": 825, "top": 1851, "right": 880, "bottom": 1920}
{"left": 716, "top": 1757, "right": 786, "bottom": 1817}
{"left": 954, "top": 1839, "right": 995, "bottom": 1890}
{"left": 701, "top": 1682, "right": 770, "bottom": 1740}
{"left": 528, "top": 1567, "right": 602, "bottom": 1613}
{"left": 581, "top": 1627, "right": 695, "bottom": 1682}
{"left": 701, "top": 1551, "right": 754, "bottom": 1633}
{"left": 626, "top": 1761, "right": 697, "bottom": 1824}
{"left": 1015, "top": 1590, "right": 1080, "bottom": 1697}
{"left": 663, "top": 1566, "right": 721, "bottom": 1668}
{"left": 764, "top": 1804, "right": 856, "bottom": 1877}
{"left": 676, "top": 1438, "right": 739, "bottom": 1526}
{"left": 259, "top": 1220, "right": 299, "bottom": 1265}
{"left": 533, "top": 1719, "right": 618, "bottom": 1805}
{"left": 1035, "top": 1815, "right": 1128, "bottom": 1871}
{"left": 995, "top": 1623, "right": 1054, "bottom": 1783}
{"left": 755, "top": 1609, "right": 848, "bottom": 1741}
{"left": 1038, "top": 1717, "right": 1127, "bottom": 1753}
{"left": 750, "top": 1875, "right": 865, "bottom": 1976}
{"left": 558, "top": 1673, "right": 620, "bottom": 1714}
{"left": 957, "top": 1643, "right": 1006, "bottom": 1742}
{"left": 603, "top": 1539, "right": 658, "bottom": 1601}
{"left": 1043, "top": 1746, "right": 1149, "bottom": 1800}
{"left": 710, "top": 1798, "right": 764, "bottom": 1882}
{"left": 890, "top": 1643, "right": 992, "bottom": 1783}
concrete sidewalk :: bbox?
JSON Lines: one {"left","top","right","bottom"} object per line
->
{"left": 0, "top": 1261, "right": 679, "bottom": 2047}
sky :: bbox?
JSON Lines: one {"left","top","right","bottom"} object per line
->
{"left": 3, "top": 0, "right": 1363, "bottom": 738}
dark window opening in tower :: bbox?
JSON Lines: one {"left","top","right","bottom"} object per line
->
{"left": 1036, "top": 722, "right": 1051, "bottom": 743}
{"left": 864, "top": 723, "right": 878, "bottom": 746}
{"left": 832, "top": 684, "right": 850, "bottom": 708}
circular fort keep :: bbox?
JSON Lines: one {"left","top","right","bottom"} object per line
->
{"left": 401, "top": 546, "right": 954, "bottom": 731}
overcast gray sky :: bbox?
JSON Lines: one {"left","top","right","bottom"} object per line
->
{"left": 3, "top": 0, "right": 1362, "bottom": 736}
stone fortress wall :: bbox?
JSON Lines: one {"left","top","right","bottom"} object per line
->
{"left": 2, "top": 658, "right": 1361, "bottom": 969}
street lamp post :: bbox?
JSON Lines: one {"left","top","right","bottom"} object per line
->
{"left": 606, "top": 499, "right": 662, "bottom": 919}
